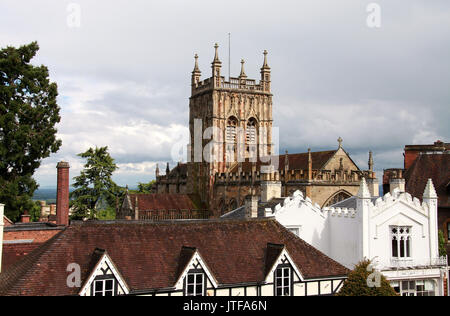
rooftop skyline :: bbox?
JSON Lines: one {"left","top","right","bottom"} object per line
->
{"left": 1, "top": 0, "right": 448, "bottom": 187}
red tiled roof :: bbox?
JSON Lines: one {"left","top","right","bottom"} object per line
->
{"left": 404, "top": 154, "right": 450, "bottom": 207}
{"left": 229, "top": 150, "right": 338, "bottom": 173}
{"left": 278, "top": 151, "right": 337, "bottom": 170}
{"left": 1, "top": 243, "right": 42, "bottom": 272}
{"left": 0, "top": 219, "right": 348, "bottom": 296}
{"left": 3, "top": 216, "right": 13, "bottom": 227}
{"left": 128, "top": 193, "right": 203, "bottom": 211}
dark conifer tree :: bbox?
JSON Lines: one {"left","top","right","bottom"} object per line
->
{"left": 0, "top": 42, "right": 61, "bottom": 221}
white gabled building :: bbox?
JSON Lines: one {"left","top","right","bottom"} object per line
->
{"left": 231, "top": 178, "right": 447, "bottom": 296}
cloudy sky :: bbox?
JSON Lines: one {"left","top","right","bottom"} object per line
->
{"left": 1, "top": 0, "right": 449, "bottom": 188}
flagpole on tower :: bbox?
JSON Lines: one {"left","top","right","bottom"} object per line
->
{"left": 228, "top": 33, "right": 231, "bottom": 81}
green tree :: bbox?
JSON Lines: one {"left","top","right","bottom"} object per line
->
{"left": 131, "top": 180, "right": 156, "bottom": 194}
{"left": 0, "top": 42, "right": 61, "bottom": 221}
{"left": 336, "top": 260, "right": 398, "bottom": 296}
{"left": 70, "top": 146, "right": 119, "bottom": 220}
{"left": 438, "top": 230, "right": 447, "bottom": 257}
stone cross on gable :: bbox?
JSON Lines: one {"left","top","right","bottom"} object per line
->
{"left": 338, "top": 137, "right": 343, "bottom": 148}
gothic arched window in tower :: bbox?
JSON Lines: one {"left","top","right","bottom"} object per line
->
{"left": 246, "top": 117, "right": 258, "bottom": 160}
{"left": 225, "top": 116, "right": 238, "bottom": 163}
{"left": 246, "top": 118, "right": 257, "bottom": 144}
{"left": 226, "top": 116, "right": 238, "bottom": 143}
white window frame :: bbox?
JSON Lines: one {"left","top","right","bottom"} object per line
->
{"left": 286, "top": 226, "right": 301, "bottom": 237}
{"left": 185, "top": 272, "right": 205, "bottom": 297}
{"left": 391, "top": 226, "right": 412, "bottom": 259}
{"left": 274, "top": 266, "right": 291, "bottom": 296}
{"left": 93, "top": 278, "right": 115, "bottom": 296}
{"left": 391, "top": 280, "right": 435, "bottom": 297}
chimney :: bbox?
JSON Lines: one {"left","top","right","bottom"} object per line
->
{"left": 0, "top": 203, "right": 4, "bottom": 273}
{"left": 389, "top": 169, "right": 406, "bottom": 193}
{"left": 245, "top": 195, "right": 259, "bottom": 218}
{"left": 56, "top": 161, "right": 70, "bottom": 226}
{"left": 261, "top": 170, "right": 282, "bottom": 203}
{"left": 21, "top": 211, "right": 31, "bottom": 223}
{"left": 366, "top": 178, "right": 380, "bottom": 197}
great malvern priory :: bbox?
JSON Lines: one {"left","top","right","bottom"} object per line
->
{"left": 0, "top": 44, "right": 448, "bottom": 297}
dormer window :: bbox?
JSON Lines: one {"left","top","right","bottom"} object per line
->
{"left": 274, "top": 265, "right": 292, "bottom": 296}
{"left": 391, "top": 226, "right": 411, "bottom": 258}
{"left": 93, "top": 278, "right": 116, "bottom": 296}
{"left": 185, "top": 271, "right": 205, "bottom": 296}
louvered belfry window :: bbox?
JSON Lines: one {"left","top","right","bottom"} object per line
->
{"left": 246, "top": 118, "right": 257, "bottom": 145}
{"left": 226, "top": 117, "right": 238, "bottom": 143}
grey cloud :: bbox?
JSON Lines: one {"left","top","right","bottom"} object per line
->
{"left": 1, "top": 0, "right": 448, "bottom": 187}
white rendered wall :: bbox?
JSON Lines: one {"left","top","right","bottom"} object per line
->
{"left": 270, "top": 183, "right": 440, "bottom": 271}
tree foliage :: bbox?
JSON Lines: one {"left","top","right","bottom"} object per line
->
{"left": 129, "top": 180, "right": 156, "bottom": 194}
{"left": 336, "top": 260, "right": 398, "bottom": 296}
{"left": 0, "top": 42, "right": 61, "bottom": 221}
{"left": 70, "top": 146, "right": 119, "bottom": 220}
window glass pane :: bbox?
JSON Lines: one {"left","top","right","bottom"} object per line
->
{"left": 95, "top": 281, "right": 103, "bottom": 291}
{"left": 406, "top": 238, "right": 411, "bottom": 257}
{"left": 188, "top": 274, "right": 195, "bottom": 284}
{"left": 275, "top": 269, "right": 282, "bottom": 278}
{"left": 276, "top": 278, "right": 282, "bottom": 287}
{"left": 196, "top": 274, "right": 203, "bottom": 283}
{"left": 392, "top": 238, "right": 398, "bottom": 257}
{"left": 425, "top": 281, "right": 434, "bottom": 291}
{"left": 400, "top": 238, "right": 405, "bottom": 257}
{"left": 105, "top": 280, "right": 114, "bottom": 291}
{"left": 196, "top": 285, "right": 203, "bottom": 295}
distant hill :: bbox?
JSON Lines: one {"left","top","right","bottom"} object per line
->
{"left": 33, "top": 188, "right": 57, "bottom": 203}
{"left": 33, "top": 187, "right": 75, "bottom": 203}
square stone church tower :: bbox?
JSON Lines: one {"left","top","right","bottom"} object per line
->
{"left": 186, "top": 44, "right": 274, "bottom": 204}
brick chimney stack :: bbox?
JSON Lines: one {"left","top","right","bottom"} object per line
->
{"left": 21, "top": 211, "right": 31, "bottom": 223}
{"left": 56, "top": 162, "right": 70, "bottom": 226}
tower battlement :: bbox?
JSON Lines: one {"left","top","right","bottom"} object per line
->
{"left": 191, "top": 44, "right": 272, "bottom": 96}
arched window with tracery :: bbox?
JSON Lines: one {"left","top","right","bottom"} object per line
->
{"left": 226, "top": 117, "right": 238, "bottom": 144}
{"left": 323, "top": 190, "right": 352, "bottom": 207}
{"left": 246, "top": 118, "right": 257, "bottom": 145}
{"left": 246, "top": 118, "right": 258, "bottom": 158}
{"left": 225, "top": 116, "right": 238, "bottom": 163}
